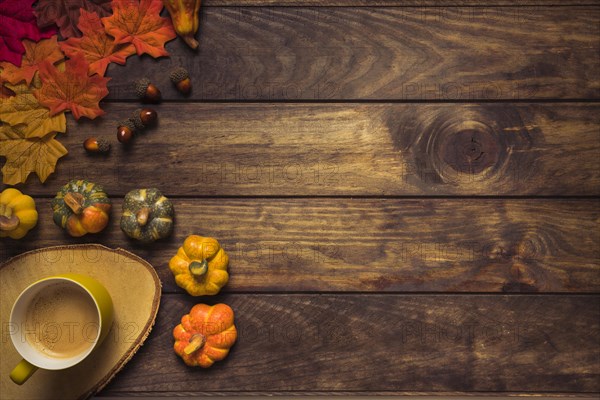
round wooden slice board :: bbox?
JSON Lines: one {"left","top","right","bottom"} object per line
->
{"left": 0, "top": 245, "right": 161, "bottom": 400}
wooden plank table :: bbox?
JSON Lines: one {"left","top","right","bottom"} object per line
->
{"left": 2, "top": 0, "right": 599, "bottom": 396}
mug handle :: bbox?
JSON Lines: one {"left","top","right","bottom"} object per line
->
{"left": 10, "top": 359, "right": 38, "bottom": 385}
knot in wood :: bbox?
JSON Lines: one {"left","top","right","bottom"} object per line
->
{"left": 396, "top": 106, "right": 537, "bottom": 190}
{"left": 502, "top": 262, "right": 538, "bottom": 293}
{"left": 441, "top": 129, "right": 499, "bottom": 175}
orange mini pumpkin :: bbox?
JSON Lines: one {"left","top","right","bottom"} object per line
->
{"left": 173, "top": 303, "right": 237, "bottom": 367}
{"left": 51, "top": 180, "right": 111, "bottom": 237}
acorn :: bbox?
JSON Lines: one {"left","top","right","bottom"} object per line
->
{"left": 140, "top": 108, "right": 158, "bottom": 125}
{"left": 117, "top": 119, "right": 136, "bottom": 144}
{"left": 169, "top": 67, "right": 191, "bottom": 95}
{"left": 131, "top": 108, "right": 157, "bottom": 130}
{"left": 83, "top": 137, "right": 110, "bottom": 154}
{"left": 134, "top": 78, "right": 161, "bottom": 103}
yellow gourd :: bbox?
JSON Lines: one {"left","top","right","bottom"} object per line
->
{"left": 169, "top": 235, "right": 229, "bottom": 296}
{"left": 163, "top": 0, "right": 202, "bottom": 49}
{"left": 0, "top": 188, "right": 38, "bottom": 239}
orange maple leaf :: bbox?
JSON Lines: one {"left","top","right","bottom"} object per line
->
{"left": 35, "top": 53, "right": 110, "bottom": 120}
{"left": 60, "top": 9, "right": 135, "bottom": 77}
{"left": 102, "top": 0, "right": 176, "bottom": 58}
{"left": 0, "top": 69, "right": 13, "bottom": 99}
{"left": 0, "top": 36, "right": 64, "bottom": 85}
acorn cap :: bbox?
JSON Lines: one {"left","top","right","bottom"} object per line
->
{"left": 134, "top": 78, "right": 151, "bottom": 98}
{"left": 129, "top": 109, "right": 146, "bottom": 130}
{"left": 118, "top": 119, "right": 136, "bottom": 132}
{"left": 170, "top": 67, "right": 190, "bottom": 84}
{"left": 96, "top": 139, "right": 111, "bottom": 153}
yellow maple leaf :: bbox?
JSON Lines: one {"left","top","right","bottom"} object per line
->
{"left": 0, "top": 124, "right": 68, "bottom": 185}
{"left": 0, "top": 83, "right": 66, "bottom": 139}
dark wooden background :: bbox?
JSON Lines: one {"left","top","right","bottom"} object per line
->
{"left": 1, "top": 0, "right": 599, "bottom": 396}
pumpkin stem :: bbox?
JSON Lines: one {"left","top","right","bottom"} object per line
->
{"left": 182, "top": 35, "right": 199, "bottom": 50}
{"left": 136, "top": 207, "right": 151, "bottom": 226}
{"left": 189, "top": 260, "right": 208, "bottom": 279}
{"left": 64, "top": 192, "right": 85, "bottom": 215}
{"left": 184, "top": 334, "right": 206, "bottom": 355}
{"left": 0, "top": 215, "right": 19, "bottom": 231}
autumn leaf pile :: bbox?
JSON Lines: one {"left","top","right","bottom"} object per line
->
{"left": 0, "top": 0, "right": 176, "bottom": 185}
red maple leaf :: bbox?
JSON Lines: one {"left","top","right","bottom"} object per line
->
{"left": 60, "top": 9, "right": 135, "bottom": 76}
{"left": 35, "top": 0, "right": 112, "bottom": 39}
{"left": 102, "top": 0, "right": 176, "bottom": 58}
{"left": 0, "top": 0, "right": 57, "bottom": 66}
{"left": 35, "top": 53, "right": 110, "bottom": 120}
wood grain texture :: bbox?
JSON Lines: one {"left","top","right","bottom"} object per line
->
{"left": 98, "top": 294, "right": 600, "bottom": 393}
{"left": 96, "top": 392, "right": 600, "bottom": 397}
{"left": 104, "top": 7, "right": 600, "bottom": 100}
{"left": 3, "top": 103, "right": 599, "bottom": 196}
{"left": 0, "top": 0, "right": 597, "bottom": 397}
{"left": 203, "top": 1, "right": 600, "bottom": 5}
{"left": 2, "top": 199, "right": 598, "bottom": 293}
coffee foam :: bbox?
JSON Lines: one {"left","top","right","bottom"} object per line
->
{"left": 25, "top": 282, "right": 99, "bottom": 359}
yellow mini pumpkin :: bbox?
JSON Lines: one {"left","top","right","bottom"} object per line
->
{"left": 0, "top": 188, "right": 38, "bottom": 239}
{"left": 169, "top": 235, "right": 229, "bottom": 296}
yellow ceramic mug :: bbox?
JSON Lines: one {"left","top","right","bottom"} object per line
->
{"left": 9, "top": 274, "right": 114, "bottom": 385}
